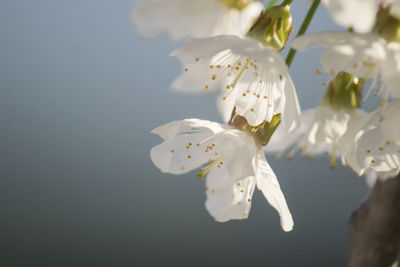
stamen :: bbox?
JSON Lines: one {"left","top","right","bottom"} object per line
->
{"left": 330, "top": 146, "right": 337, "bottom": 169}
{"left": 231, "top": 59, "right": 250, "bottom": 88}
{"left": 197, "top": 157, "right": 221, "bottom": 180}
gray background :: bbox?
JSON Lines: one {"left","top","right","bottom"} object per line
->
{"left": 0, "top": 1, "right": 369, "bottom": 266}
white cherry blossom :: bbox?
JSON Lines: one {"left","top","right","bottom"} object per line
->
{"left": 339, "top": 100, "right": 400, "bottom": 180}
{"left": 266, "top": 106, "right": 365, "bottom": 162}
{"left": 312, "top": 0, "right": 400, "bottom": 32}
{"left": 292, "top": 32, "right": 400, "bottom": 100}
{"left": 171, "top": 35, "right": 300, "bottom": 129}
{"left": 315, "top": 0, "right": 379, "bottom": 33}
{"left": 150, "top": 118, "right": 294, "bottom": 231}
{"left": 132, "top": 0, "right": 263, "bottom": 40}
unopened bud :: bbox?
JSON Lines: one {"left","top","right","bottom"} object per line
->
{"left": 373, "top": 3, "right": 400, "bottom": 43}
{"left": 247, "top": 1, "right": 293, "bottom": 51}
{"left": 321, "top": 72, "right": 364, "bottom": 110}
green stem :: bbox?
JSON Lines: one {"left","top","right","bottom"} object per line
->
{"left": 285, "top": 0, "right": 320, "bottom": 67}
{"left": 266, "top": 0, "right": 278, "bottom": 8}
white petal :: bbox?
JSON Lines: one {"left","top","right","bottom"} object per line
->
{"left": 151, "top": 119, "right": 225, "bottom": 140}
{"left": 319, "top": 0, "right": 378, "bottom": 33}
{"left": 380, "top": 42, "right": 400, "bottom": 98}
{"left": 266, "top": 108, "right": 315, "bottom": 154}
{"left": 255, "top": 151, "right": 293, "bottom": 232}
{"left": 307, "top": 106, "right": 351, "bottom": 145}
{"left": 150, "top": 119, "right": 227, "bottom": 174}
{"left": 205, "top": 165, "right": 256, "bottom": 222}
{"left": 339, "top": 101, "right": 400, "bottom": 179}
{"left": 132, "top": 0, "right": 262, "bottom": 40}
{"left": 217, "top": 91, "right": 237, "bottom": 123}
{"left": 213, "top": 130, "right": 258, "bottom": 181}
{"left": 281, "top": 74, "right": 301, "bottom": 131}
{"left": 364, "top": 170, "right": 378, "bottom": 188}
{"left": 381, "top": 100, "right": 400, "bottom": 140}
{"left": 172, "top": 36, "right": 300, "bottom": 126}
{"left": 292, "top": 32, "right": 386, "bottom": 79}
{"left": 356, "top": 127, "right": 400, "bottom": 175}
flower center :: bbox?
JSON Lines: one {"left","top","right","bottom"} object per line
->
{"left": 229, "top": 108, "right": 281, "bottom": 147}
{"left": 220, "top": 0, "right": 252, "bottom": 10}
{"left": 321, "top": 71, "right": 364, "bottom": 111}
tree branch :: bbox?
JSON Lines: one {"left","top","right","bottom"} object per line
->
{"left": 349, "top": 175, "right": 400, "bottom": 267}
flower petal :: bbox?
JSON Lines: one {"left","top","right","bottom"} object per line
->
{"left": 255, "top": 151, "right": 293, "bottom": 232}
{"left": 150, "top": 119, "right": 227, "bottom": 174}
{"left": 172, "top": 36, "right": 300, "bottom": 126}
{"left": 205, "top": 164, "right": 256, "bottom": 222}
{"left": 320, "top": 0, "right": 378, "bottom": 33}
{"left": 132, "top": 0, "right": 262, "bottom": 40}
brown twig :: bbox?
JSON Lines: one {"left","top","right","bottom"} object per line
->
{"left": 349, "top": 175, "right": 400, "bottom": 267}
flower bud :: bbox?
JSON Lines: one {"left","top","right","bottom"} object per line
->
{"left": 373, "top": 3, "right": 400, "bottom": 43}
{"left": 321, "top": 72, "right": 364, "bottom": 111}
{"left": 247, "top": 1, "right": 294, "bottom": 51}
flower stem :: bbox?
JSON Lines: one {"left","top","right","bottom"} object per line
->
{"left": 285, "top": 0, "right": 320, "bottom": 67}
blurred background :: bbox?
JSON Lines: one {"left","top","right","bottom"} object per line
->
{"left": 0, "top": 0, "right": 369, "bottom": 266}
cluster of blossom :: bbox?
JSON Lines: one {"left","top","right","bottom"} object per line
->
{"left": 133, "top": 0, "right": 400, "bottom": 231}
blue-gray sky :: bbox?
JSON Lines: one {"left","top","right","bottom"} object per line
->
{"left": 0, "top": 1, "right": 369, "bottom": 266}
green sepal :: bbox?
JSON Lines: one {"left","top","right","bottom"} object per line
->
{"left": 321, "top": 72, "right": 364, "bottom": 111}
{"left": 247, "top": 1, "right": 293, "bottom": 51}
{"left": 373, "top": 4, "right": 400, "bottom": 43}
{"left": 253, "top": 114, "right": 281, "bottom": 146}
{"left": 229, "top": 108, "right": 282, "bottom": 147}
